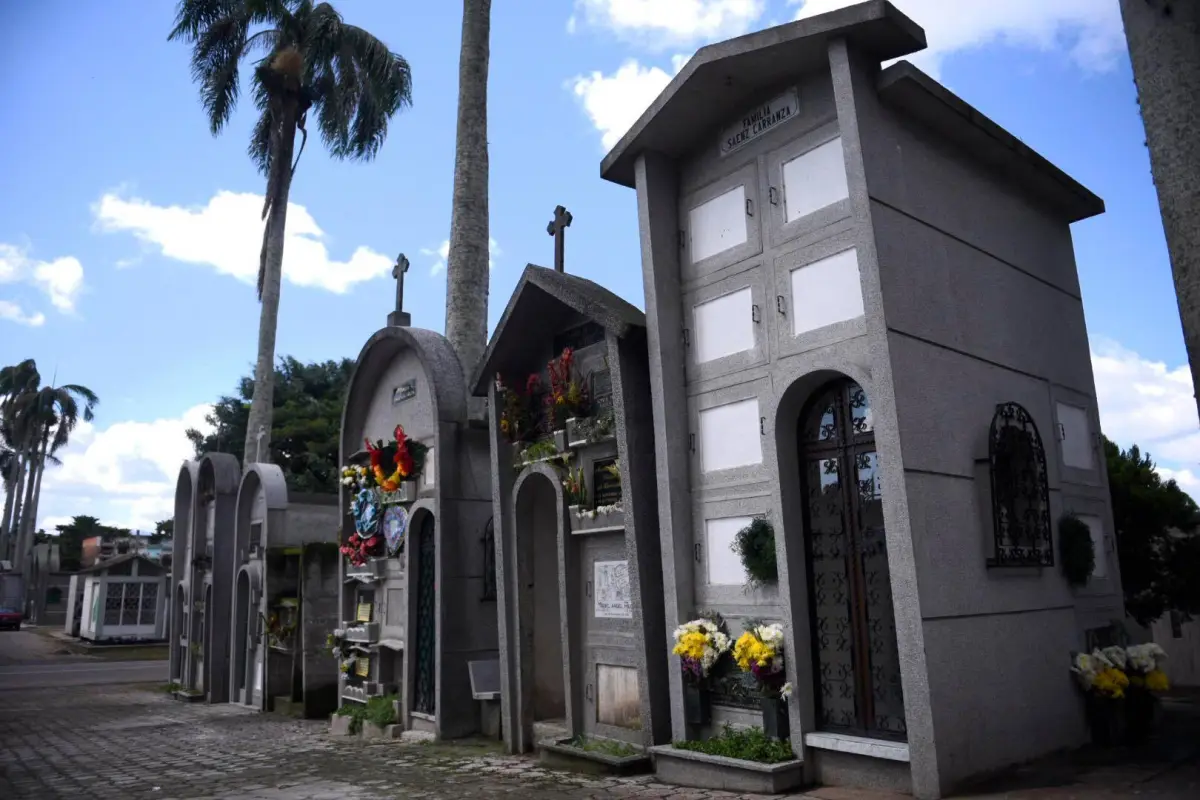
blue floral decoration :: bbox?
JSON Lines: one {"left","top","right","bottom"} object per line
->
{"left": 352, "top": 488, "right": 381, "bottom": 536}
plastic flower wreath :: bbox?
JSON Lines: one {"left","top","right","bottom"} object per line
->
{"left": 672, "top": 617, "right": 732, "bottom": 685}
{"left": 734, "top": 622, "right": 787, "bottom": 697}
{"left": 365, "top": 424, "right": 428, "bottom": 492}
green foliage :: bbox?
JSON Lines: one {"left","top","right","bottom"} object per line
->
{"left": 518, "top": 438, "right": 561, "bottom": 465}
{"left": 732, "top": 517, "right": 778, "bottom": 587}
{"left": 1104, "top": 434, "right": 1200, "bottom": 625}
{"left": 564, "top": 735, "right": 638, "bottom": 758}
{"left": 335, "top": 694, "right": 398, "bottom": 734}
{"left": 186, "top": 356, "right": 354, "bottom": 494}
{"left": 674, "top": 724, "right": 796, "bottom": 764}
{"left": 1059, "top": 514, "right": 1096, "bottom": 586}
{"left": 52, "top": 515, "right": 131, "bottom": 571}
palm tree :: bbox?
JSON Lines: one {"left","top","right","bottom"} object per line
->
{"left": 444, "top": 0, "right": 492, "bottom": 386}
{"left": 1120, "top": 0, "right": 1200, "bottom": 422}
{"left": 4, "top": 367, "right": 98, "bottom": 571}
{"left": 0, "top": 360, "right": 40, "bottom": 563}
{"left": 169, "top": 0, "right": 414, "bottom": 464}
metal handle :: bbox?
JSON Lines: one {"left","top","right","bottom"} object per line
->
{"left": 768, "top": 186, "right": 779, "bottom": 206}
{"left": 694, "top": 543, "right": 702, "bottom": 563}
{"left": 760, "top": 417, "right": 766, "bottom": 435}
{"left": 690, "top": 433, "right": 696, "bottom": 453}
{"left": 752, "top": 304, "right": 761, "bottom": 323}
{"left": 745, "top": 197, "right": 754, "bottom": 217}
{"left": 776, "top": 295, "right": 787, "bottom": 316}
{"left": 682, "top": 328, "right": 691, "bottom": 348}
{"left": 1058, "top": 423, "right": 1066, "bottom": 441}
{"left": 678, "top": 230, "right": 686, "bottom": 250}
{"left": 586, "top": 581, "right": 592, "bottom": 598}
{"left": 586, "top": 684, "right": 593, "bottom": 701}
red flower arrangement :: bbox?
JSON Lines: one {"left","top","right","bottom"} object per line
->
{"left": 544, "top": 348, "right": 588, "bottom": 430}
{"left": 340, "top": 531, "right": 382, "bottom": 567}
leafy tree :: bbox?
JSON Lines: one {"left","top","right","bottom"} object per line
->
{"left": 169, "top": 0, "right": 413, "bottom": 465}
{"left": 152, "top": 518, "right": 174, "bottom": 544}
{"left": 51, "top": 515, "right": 131, "bottom": 571}
{"left": 187, "top": 356, "right": 353, "bottom": 494}
{"left": 1104, "top": 434, "right": 1200, "bottom": 626}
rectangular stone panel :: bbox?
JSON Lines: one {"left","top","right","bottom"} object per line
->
{"left": 782, "top": 136, "right": 848, "bottom": 223}
{"left": 690, "top": 185, "right": 749, "bottom": 264}
{"left": 699, "top": 397, "right": 763, "bottom": 473}
{"left": 705, "top": 515, "right": 753, "bottom": 586}
{"left": 594, "top": 560, "right": 632, "bottom": 619}
{"left": 694, "top": 286, "right": 755, "bottom": 364}
{"left": 1056, "top": 402, "right": 1094, "bottom": 470}
{"left": 790, "top": 247, "right": 863, "bottom": 335}
{"left": 596, "top": 663, "right": 641, "bottom": 729}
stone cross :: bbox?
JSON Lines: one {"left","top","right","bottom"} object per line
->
{"left": 546, "top": 205, "right": 573, "bottom": 273}
{"left": 392, "top": 253, "right": 410, "bottom": 314}
{"left": 254, "top": 426, "right": 267, "bottom": 463}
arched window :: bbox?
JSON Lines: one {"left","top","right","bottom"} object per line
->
{"left": 987, "top": 402, "right": 1052, "bottom": 567}
{"left": 800, "top": 378, "right": 906, "bottom": 739}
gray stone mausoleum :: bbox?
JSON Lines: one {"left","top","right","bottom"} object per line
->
{"left": 601, "top": 1, "right": 1125, "bottom": 796}
{"left": 472, "top": 264, "right": 670, "bottom": 758}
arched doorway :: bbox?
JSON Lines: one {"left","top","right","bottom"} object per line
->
{"left": 412, "top": 511, "right": 438, "bottom": 716}
{"left": 515, "top": 472, "right": 566, "bottom": 724}
{"left": 233, "top": 571, "right": 250, "bottom": 703}
{"left": 799, "top": 378, "right": 906, "bottom": 739}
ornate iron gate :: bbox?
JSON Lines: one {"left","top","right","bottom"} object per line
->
{"left": 413, "top": 513, "right": 437, "bottom": 715}
{"left": 801, "top": 379, "right": 906, "bottom": 739}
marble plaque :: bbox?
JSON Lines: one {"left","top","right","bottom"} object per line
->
{"left": 596, "top": 664, "right": 641, "bottom": 729}
{"left": 690, "top": 185, "right": 748, "bottom": 263}
{"left": 790, "top": 247, "right": 863, "bottom": 335}
{"left": 694, "top": 286, "right": 754, "bottom": 364}
{"left": 1056, "top": 402, "right": 1094, "bottom": 470}
{"left": 594, "top": 560, "right": 633, "bottom": 619}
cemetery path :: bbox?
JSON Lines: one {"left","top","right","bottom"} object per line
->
{"left": 0, "top": 684, "right": 1197, "bottom": 800}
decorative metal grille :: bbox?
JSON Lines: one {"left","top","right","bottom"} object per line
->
{"left": 481, "top": 518, "right": 497, "bottom": 601}
{"left": 104, "top": 582, "right": 123, "bottom": 625}
{"left": 553, "top": 321, "right": 606, "bottom": 355}
{"left": 801, "top": 379, "right": 907, "bottom": 740}
{"left": 121, "top": 584, "right": 141, "bottom": 625}
{"left": 987, "top": 402, "right": 1053, "bottom": 567}
{"left": 140, "top": 583, "right": 159, "bottom": 626}
{"left": 413, "top": 514, "right": 437, "bottom": 715}
{"left": 592, "top": 457, "right": 622, "bottom": 507}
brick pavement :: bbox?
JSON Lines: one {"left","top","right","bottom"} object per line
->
{"left": 1, "top": 683, "right": 1198, "bottom": 799}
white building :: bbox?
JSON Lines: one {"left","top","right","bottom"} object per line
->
{"left": 70, "top": 554, "right": 167, "bottom": 642}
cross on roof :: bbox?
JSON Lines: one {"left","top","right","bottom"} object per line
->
{"left": 546, "top": 205, "right": 573, "bottom": 273}
{"left": 392, "top": 253, "right": 410, "bottom": 315}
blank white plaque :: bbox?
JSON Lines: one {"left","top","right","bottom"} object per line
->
{"left": 699, "top": 397, "right": 763, "bottom": 473}
{"left": 694, "top": 287, "right": 754, "bottom": 364}
{"left": 790, "top": 248, "right": 864, "bottom": 335}
{"left": 689, "top": 185, "right": 748, "bottom": 264}
{"left": 706, "top": 515, "right": 754, "bottom": 585}
{"left": 1056, "top": 403, "right": 1094, "bottom": 470}
{"left": 782, "top": 137, "right": 849, "bottom": 223}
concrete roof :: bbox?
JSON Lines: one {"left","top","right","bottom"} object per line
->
{"left": 600, "top": 0, "right": 926, "bottom": 187}
{"left": 470, "top": 264, "right": 646, "bottom": 396}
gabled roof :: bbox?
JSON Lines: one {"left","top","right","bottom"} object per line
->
{"left": 600, "top": 0, "right": 925, "bottom": 187}
{"left": 470, "top": 264, "right": 646, "bottom": 397}
{"left": 77, "top": 553, "right": 164, "bottom": 575}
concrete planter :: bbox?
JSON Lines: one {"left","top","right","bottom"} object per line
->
{"left": 570, "top": 507, "right": 625, "bottom": 533}
{"left": 553, "top": 429, "right": 568, "bottom": 453}
{"left": 566, "top": 416, "right": 616, "bottom": 448}
{"left": 539, "top": 739, "right": 652, "bottom": 776}
{"left": 360, "top": 722, "right": 403, "bottom": 740}
{"left": 649, "top": 745, "right": 804, "bottom": 794}
{"left": 343, "top": 622, "right": 379, "bottom": 643}
{"left": 345, "top": 559, "right": 386, "bottom": 582}
{"left": 329, "top": 714, "right": 354, "bottom": 735}
{"left": 381, "top": 481, "right": 418, "bottom": 504}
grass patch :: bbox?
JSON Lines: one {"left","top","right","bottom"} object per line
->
{"left": 674, "top": 724, "right": 796, "bottom": 764}
{"left": 564, "top": 734, "right": 639, "bottom": 758}
{"left": 159, "top": 681, "right": 181, "bottom": 693}
{"left": 88, "top": 645, "right": 170, "bottom": 661}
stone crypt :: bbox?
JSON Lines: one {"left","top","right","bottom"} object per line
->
{"left": 600, "top": 1, "right": 1125, "bottom": 797}
{"left": 228, "top": 462, "right": 341, "bottom": 718}
{"left": 471, "top": 254, "right": 671, "bottom": 759}
{"left": 332, "top": 255, "right": 498, "bottom": 739}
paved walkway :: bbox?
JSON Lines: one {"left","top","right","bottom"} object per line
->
{"left": 0, "top": 681, "right": 1198, "bottom": 799}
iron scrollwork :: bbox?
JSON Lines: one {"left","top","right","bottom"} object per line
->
{"left": 481, "top": 518, "right": 496, "bottom": 601}
{"left": 987, "top": 402, "right": 1053, "bottom": 567}
{"left": 413, "top": 515, "right": 437, "bottom": 715}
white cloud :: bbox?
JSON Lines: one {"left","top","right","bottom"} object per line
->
{"left": 93, "top": 190, "right": 393, "bottom": 294}
{"left": 790, "top": 0, "right": 1125, "bottom": 79}
{"left": 424, "top": 237, "right": 502, "bottom": 277}
{"left": 572, "top": 0, "right": 765, "bottom": 47}
{"left": 37, "top": 404, "right": 215, "bottom": 532}
{"left": 570, "top": 55, "right": 691, "bottom": 151}
{"left": 0, "top": 300, "right": 45, "bottom": 327}
{"left": 0, "top": 242, "right": 84, "bottom": 323}
{"left": 1092, "top": 339, "right": 1200, "bottom": 498}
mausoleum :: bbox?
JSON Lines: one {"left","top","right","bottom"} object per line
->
{"left": 228, "top": 462, "right": 341, "bottom": 718}
{"left": 169, "top": 452, "right": 240, "bottom": 702}
{"left": 472, "top": 260, "right": 670, "bottom": 758}
{"left": 601, "top": 1, "right": 1124, "bottom": 796}
{"left": 332, "top": 256, "right": 497, "bottom": 739}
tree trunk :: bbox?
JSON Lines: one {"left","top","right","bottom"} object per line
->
{"left": 242, "top": 100, "right": 299, "bottom": 466}
{"left": 14, "top": 440, "right": 42, "bottom": 572}
{"left": 1121, "top": 0, "right": 1200, "bottom": 422}
{"left": 443, "top": 0, "right": 492, "bottom": 389}
{"left": 23, "top": 442, "right": 48, "bottom": 558}
{"left": 0, "top": 455, "right": 20, "bottom": 561}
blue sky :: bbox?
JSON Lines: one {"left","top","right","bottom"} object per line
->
{"left": 1, "top": 0, "right": 1196, "bottom": 532}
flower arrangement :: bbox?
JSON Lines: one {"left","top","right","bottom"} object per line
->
{"left": 340, "top": 464, "right": 373, "bottom": 490}
{"left": 563, "top": 465, "right": 588, "bottom": 507}
{"left": 263, "top": 611, "right": 297, "bottom": 649}
{"left": 497, "top": 373, "right": 540, "bottom": 444}
{"left": 545, "top": 348, "right": 589, "bottom": 430}
{"left": 365, "top": 424, "right": 429, "bottom": 491}
{"left": 1126, "top": 643, "right": 1169, "bottom": 692}
{"left": 673, "top": 617, "right": 732, "bottom": 685}
{"left": 1071, "top": 649, "right": 1131, "bottom": 699}
{"left": 734, "top": 622, "right": 787, "bottom": 697}
{"left": 574, "top": 503, "right": 622, "bottom": 521}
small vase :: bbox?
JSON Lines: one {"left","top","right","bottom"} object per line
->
{"left": 553, "top": 429, "right": 567, "bottom": 453}
{"left": 1124, "top": 686, "right": 1157, "bottom": 745}
{"left": 1085, "top": 694, "right": 1125, "bottom": 747}
{"left": 683, "top": 683, "right": 711, "bottom": 726}
{"left": 761, "top": 696, "right": 789, "bottom": 741}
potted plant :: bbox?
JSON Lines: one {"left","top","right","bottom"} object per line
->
{"left": 1124, "top": 642, "right": 1169, "bottom": 744}
{"left": 1070, "top": 648, "right": 1131, "bottom": 746}
{"left": 732, "top": 517, "right": 778, "bottom": 589}
{"left": 1059, "top": 514, "right": 1096, "bottom": 587}
{"left": 545, "top": 348, "right": 589, "bottom": 439}
{"left": 563, "top": 465, "right": 587, "bottom": 516}
{"left": 734, "top": 622, "right": 790, "bottom": 740}
{"left": 672, "top": 615, "right": 732, "bottom": 726}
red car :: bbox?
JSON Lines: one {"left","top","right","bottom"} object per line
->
{"left": 0, "top": 605, "right": 21, "bottom": 631}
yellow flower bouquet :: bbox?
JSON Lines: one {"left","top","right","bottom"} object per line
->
{"left": 734, "top": 623, "right": 787, "bottom": 698}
